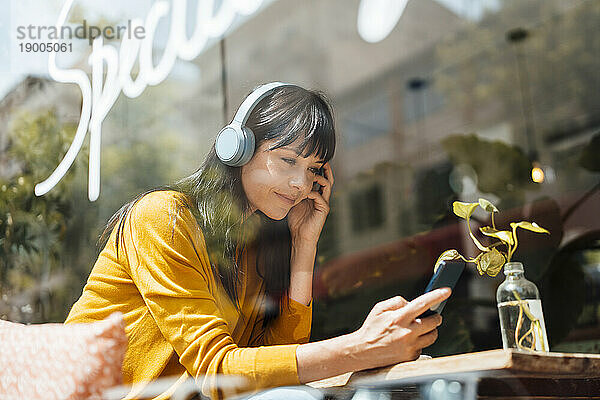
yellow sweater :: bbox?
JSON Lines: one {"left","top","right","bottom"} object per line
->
{"left": 65, "top": 190, "right": 312, "bottom": 398}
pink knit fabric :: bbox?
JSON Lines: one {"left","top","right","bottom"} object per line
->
{"left": 0, "top": 313, "right": 127, "bottom": 400}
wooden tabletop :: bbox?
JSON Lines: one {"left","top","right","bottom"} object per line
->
{"left": 308, "top": 349, "right": 600, "bottom": 389}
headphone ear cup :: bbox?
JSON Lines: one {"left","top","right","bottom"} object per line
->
{"left": 215, "top": 124, "right": 255, "bottom": 167}
{"left": 217, "top": 82, "right": 292, "bottom": 166}
{"left": 237, "top": 126, "right": 256, "bottom": 166}
{"left": 216, "top": 125, "right": 243, "bottom": 166}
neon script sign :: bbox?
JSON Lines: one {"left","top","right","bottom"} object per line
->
{"left": 36, "top": 0, "right": 406, "bottom": 201}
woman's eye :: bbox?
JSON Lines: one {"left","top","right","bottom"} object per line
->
{"left": 281, "top": 157, "right": 295, "bottom": 165}
{"left": 309, "top": 167, "right": 320, "bottom": 174}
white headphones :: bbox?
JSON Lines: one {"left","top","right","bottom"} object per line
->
{"left": 215, "top": 82, "right": 298, "bottom": 167}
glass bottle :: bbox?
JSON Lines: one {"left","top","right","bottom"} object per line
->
{"left": 496, "top": 262, "right": 549, "bottom": 352}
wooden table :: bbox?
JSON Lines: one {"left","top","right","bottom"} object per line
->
{"left": 308, "top": 349, "right": 600, "bottom": 399}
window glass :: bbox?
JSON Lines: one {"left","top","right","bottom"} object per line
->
{"left": 2, "top": 0, "right": 599, "bottom": 356}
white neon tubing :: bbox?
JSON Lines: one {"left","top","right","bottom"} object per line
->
{"left": 88, "top": 37, "right": 120, "bottom": 201}
{"left": 233, "top": 0, "right": 264, "bottom": 16}
{"left": 206, "top": 0, "right": 236, "bottom": 37}
{"left": 37, "top": 0, "right": 272, "bottom": 201}
{"left": 357, "top": 0, "right": 409, "bottom": 43}
{"left": 176, "top": 0, "right": 211, "bottom": 61}
{"left": 119, "top": 18, "right": 147, "bottom": 98}
{"left": 35, "top": 0, "right": 92, "bottom": 198}
{"left": 140, "top": 1, "right": 177, "bottom": 86}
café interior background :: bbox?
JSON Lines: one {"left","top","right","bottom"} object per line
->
{"left": 1, "top": 0, "right": 599, "bottom": 355}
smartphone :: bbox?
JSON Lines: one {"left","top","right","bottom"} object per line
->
{"left": 312, "top": 166, "right": 325, "bottom": 194}
{"left": 418, "top": 260, "right": 465, "bottom": 318}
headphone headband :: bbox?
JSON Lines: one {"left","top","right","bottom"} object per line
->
{"left": 215, "top": 82, "right": 299, "bottom": 167}
{"left": 232, "top": 82, "right": 297, "bottom": 126}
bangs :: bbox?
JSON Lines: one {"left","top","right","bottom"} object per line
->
{"left": 264, "top": 93, "right": 336, "bottom": 162}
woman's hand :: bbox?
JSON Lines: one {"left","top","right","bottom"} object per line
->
{"left": 287, "top": 162, "right": 334, "bottom": 247}
{"left": 351, "top": 288, "right": 450, "bottom": 369}
{"left": 295, "top": 288, "right": 450, "bottom": 383}
{"left": 287, "top": 163, "right": 333, "bottom": 305}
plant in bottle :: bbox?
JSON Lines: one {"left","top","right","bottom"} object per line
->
{"left": 436, "top": 198, "right": 550, "bottom": 351}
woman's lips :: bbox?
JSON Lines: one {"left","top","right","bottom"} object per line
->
{"left": 275, "top": 192, "right": 296, "bottom": 206}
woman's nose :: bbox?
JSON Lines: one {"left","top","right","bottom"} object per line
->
{"left": 289, "top": 170, "right": 311, "bottom": 191}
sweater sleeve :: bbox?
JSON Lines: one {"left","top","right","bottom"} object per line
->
{"left": 121, "top": 192, "right": 301, "bottom": 394}
{"left": 264, "top": 299, "right": 312, "bottom": 345}
{"left": 248, "top": 297, "right": 313, "bottom": 347}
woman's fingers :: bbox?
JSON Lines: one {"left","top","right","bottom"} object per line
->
{"left": 415, "top": 328, "right": 439, "bottom": 349}
{"left": 316, "top": 163, "right": 334, "bottom": 202}
{"left": 355, "top": 294, "right": 445, "bottom": 369}
{"left": 396, "top": 288, "right": 451, "bottom": 322}
{"left": 371, "top": 296, "right": 409, "bottom": 314}
{"left": 306, "top": 190, "right": 329, "bottom": 213}
{"left": 324, "top": 162, "right": 334, "bottom": 186}
{"left": 315, "top": 174, "right": 329, "bottom": 188}
{"left": 315, "top": 173, "right": 332, "bottom": 201}
{"left": 409, "top": 313, "right": 442, "bottom": 335}
{"left": 415, "top": 329, "right": 438, "bottom": 349}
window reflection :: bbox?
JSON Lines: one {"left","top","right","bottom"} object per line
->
{"left": 1, "top": 0, "right": 599, "bottom": 357}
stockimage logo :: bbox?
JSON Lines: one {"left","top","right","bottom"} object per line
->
{"left": 16, "top": 19, "right": 146, "bottom": 46}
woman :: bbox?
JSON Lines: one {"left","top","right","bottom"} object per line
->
{"left": 65, "top": 83, "right": 449, "bottom": 399}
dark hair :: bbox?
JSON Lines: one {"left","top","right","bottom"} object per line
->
{"left": 102, "top": 85, "right": 336, "bottom": 326}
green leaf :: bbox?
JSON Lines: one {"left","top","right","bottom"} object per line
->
{"left": 478, "top": 248, "right": 506, "bottom": 277}
{"left": 480, "top": 226, "right": 514, "bottom": 246}
{"left": 474, "top": 260, "right": 484, "bottom": 275}
{"left": 434, "top": 249, "right": 462, "bottom": 272}
{"left": 510, "top": 221, "right": 550, "bottom": 235}
{"left": 478, "top": 198, "right": 499, "bottom": 213}
{"left": 472, "top": 253, "right": 485, "bottom": 275}
{"left": 453, "top": 201, "right": 490, "bottom": 252}
{"left": 453, "top": 201, "right": 479, "bottom": 220}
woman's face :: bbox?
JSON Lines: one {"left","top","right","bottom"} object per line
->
{"left": 241, "top": 139, "right": 324, "bottom": 220}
